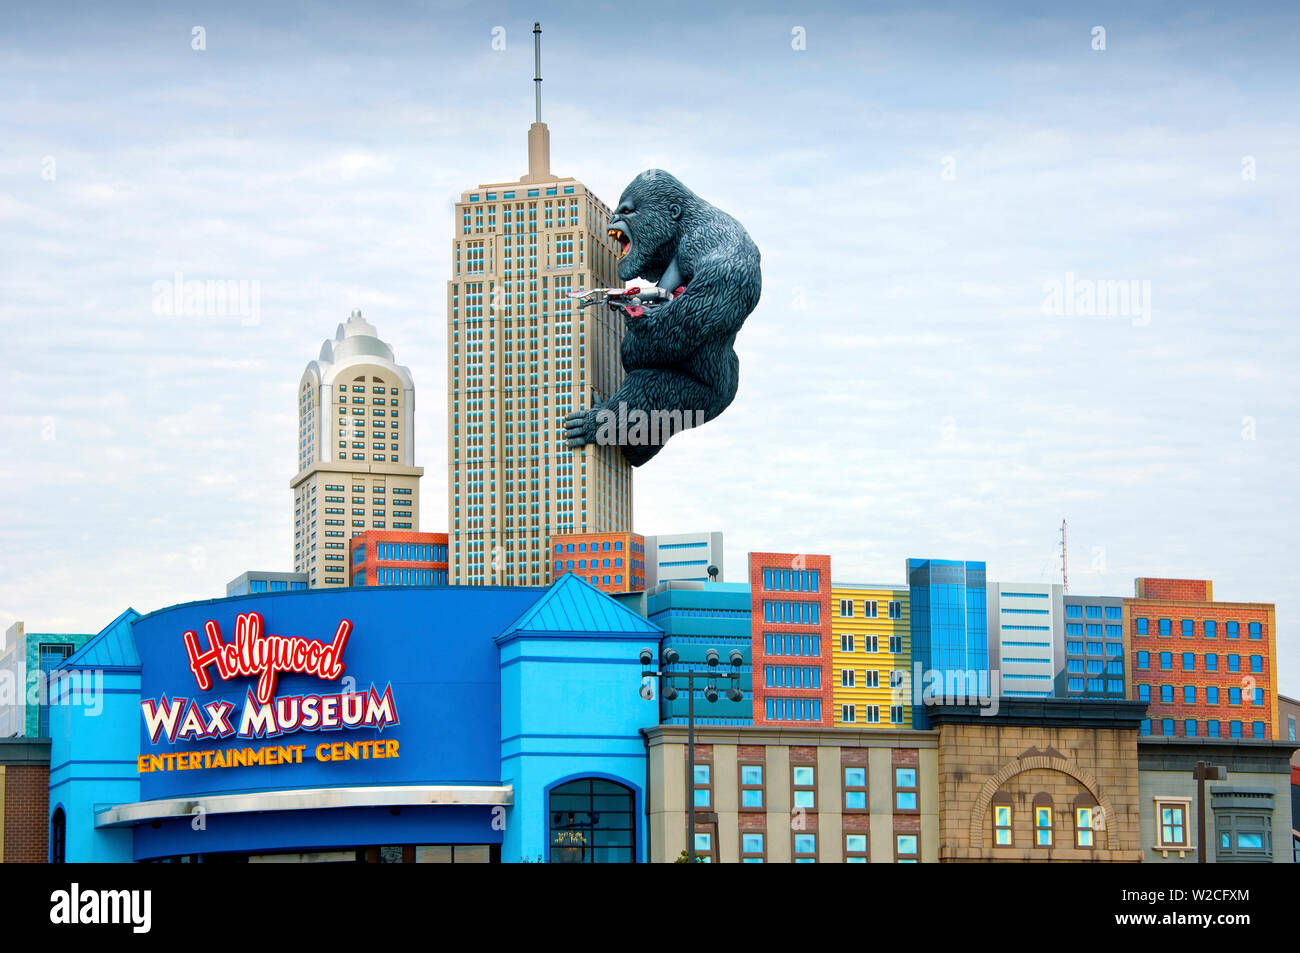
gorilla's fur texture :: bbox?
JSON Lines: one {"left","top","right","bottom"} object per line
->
{"left": 564, "top": 170, "right": 761, "bottom": 466}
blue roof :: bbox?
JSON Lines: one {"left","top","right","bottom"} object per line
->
{"left": 61, "top": 607, "right": 142, "bottom": 670}
{"left": 497, "top": 573, "right": 663, "bottom": 640}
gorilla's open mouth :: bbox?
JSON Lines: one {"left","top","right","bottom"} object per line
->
{"left": 607, "top": 226, "right": 631, "bottom": 260}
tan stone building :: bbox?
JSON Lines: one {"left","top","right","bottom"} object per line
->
{"left": 929, "top": 701, "right": 1146, "bottom": 862}
{"left": 446, "top": 48, "right": 631, "bottom": 586}
{"left": 644, "top": 700, "right": 1149, "bottom": 862}
{"left": 291, "top": 310, "right": 424, "bottom": 588}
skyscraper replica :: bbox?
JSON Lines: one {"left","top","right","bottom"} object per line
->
{"left": 291, "top": 309, "right": 423, "bottom": 588}
{"left": 447, "top": 24, "right": 632, "bottom": 585}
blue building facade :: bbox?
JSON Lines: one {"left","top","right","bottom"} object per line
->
{"left": 48, "top": 575, "right": 662, "bottom": 863}
{"left": 643, "top": 582, "right": 753, "bottom": 726}
{"left": 1060, "top": 594, "right": 1127, "bottom": 699}
{"left": 906, "top": 558, "right": 989, "bottom": 728}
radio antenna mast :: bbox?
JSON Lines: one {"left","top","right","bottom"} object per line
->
{"left": 1060, "top": 519, "right": 1069, "bottom": 592}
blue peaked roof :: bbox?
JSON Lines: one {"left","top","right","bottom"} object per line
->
{"left": 62, "top": 607, "right": 143, "bottom": 671}
{"left": 497, "top": 573, "right": 662, "bottom": 641}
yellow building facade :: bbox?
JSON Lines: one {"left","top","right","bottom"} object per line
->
{"left": 831, "top": 584, "right": 912, "bottom": 729}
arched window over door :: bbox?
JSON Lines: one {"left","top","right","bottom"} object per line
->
{"left": 50, "top": 807, "right": 66, "bottom": 863}
{"left": 548, "top": 778, "right": 635, "bottom": 863}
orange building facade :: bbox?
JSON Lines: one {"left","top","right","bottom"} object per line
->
{"left": 349, "top": 530, "right": 449, "bottom": 586}
{"left": 1125, "top": 577, "right": 1278, "bottom": 740}
{"left": 749, "top": 552, "right": 834, "bottom": 727}
{"left": 548, "top": 532, "right": 646, "bottom": 593}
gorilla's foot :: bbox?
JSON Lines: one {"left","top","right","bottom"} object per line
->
{"left": 564, "top": 407, "right": 599, "bottom": 448}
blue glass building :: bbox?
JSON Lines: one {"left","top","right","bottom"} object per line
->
{"left": 907, "top": 558, "right": 989, "bottom": 728}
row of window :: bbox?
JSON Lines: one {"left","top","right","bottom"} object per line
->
{"left": 1140, "top": 719, "right": 1268, "bottom": 738}
{"left": 1137, "top": 684, "right": 1265, "bottom": 706}
{"left": 837, "top": 599, "right": 902, "bottom": 619}
{"left": 761, "top": 569, "right": 820, "bottom": 592}
{"left": 693, "top": 830, "right": 918, "bottom": 863}
{"left": 694, "top": 763, "right": 916, "bottom": 813}
{"left": 839, "top": 633, "right": 904, "bottom": 654}
{"left": 1136, "top": 651, "right": 1264, "bottom": 672}
{"left": 1135, "top": 618, "right": 1263, "bottom": 639}
{"left": 841, "top": 704, "right": 906, "bottom": 724}
{"left": 1064, "top": 604, "right": 1122, "bottom": 620}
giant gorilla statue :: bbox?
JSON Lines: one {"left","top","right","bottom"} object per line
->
{"left": 564, "top": 170, "right": 761, "bottom": 466}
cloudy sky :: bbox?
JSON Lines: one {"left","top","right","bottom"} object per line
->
{"left": 1, "top": 1, "right": 1296, "bottom": 687}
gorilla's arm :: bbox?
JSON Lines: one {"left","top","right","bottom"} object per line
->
{"left": 621, "top": 250, "right": 760, "bottom": 369}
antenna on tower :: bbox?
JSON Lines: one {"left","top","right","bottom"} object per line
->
{"left": 1060, "top": 519, "right": 1069, "bottom": 593}
{"left": 532, "top": 21, "right": 543, "bottom": 123}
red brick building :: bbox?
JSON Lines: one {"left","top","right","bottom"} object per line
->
{"left": 749, "top": 552, "right": 833, "bottom": 727}
{"left": 349, "top": 530, "right": 448, "bottom": 586}
{"left": 0, "top": 740, "right": 50, "bottom": 863}
{"left": 1126, "top": 577, "right": 1278, "bottom": 740}
{"left": 548, "top": 532, "right": 645, "bottom": 593}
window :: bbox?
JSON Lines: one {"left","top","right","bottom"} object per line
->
{"left": 844, "top": 833, "right": 869, "bottom": 862}
{"left": 1207, "top": 686, "right": 1219, "bottom": 704}
{"left": 1249, "top": 621, "right": 1262, "bottom": 639}
{"left": 1206, "top": 653, "right": 1218, "bottom": 672}
{"left": 1216, "top": 810, "right": 1272, "bottom": 862}
{"left": 1160, "top": 685, "right": 1174, "bottom": 703}
{"left": 693, "top": 830, "right": 714, "bottom": 863}
{"left": 840, "top": 633, "right": 854, "bottom": 652}
{"left": 1076, "top": 806, "right": 1095, "bottom": 848}
{"left": 993, "top": 801, "right": 1013, "bottom": 846}
{"left": 1159, "top": 619, "right": 1171, "bottom": 637}
{"left": 692, "top": 763, "right": 711, "bottom": 808}
{"left": 1204, "top": 620, "right": 1217, "bottom": 638}
{"left": 1035, "top": 803, "right": 1053, "bottom": 846}
{"left": 1160, "top": 652, "right": 1172, "bottom": 670}
{"left": 1136, "top": 618, "right": 1149, "bottom": 636}
{"left": 1162, "top": 718, "right": 1175, "bottom": 736}
{"left": 1228, "top": 655, "right": 1240, "bottom": 672}
{"left": 1137, "top": 684, "right": 1150, "bottom": 702}
{"left": 740, "top": 833, "right": 765, "bottom": 863}
{"left": 792, "top": 764, "right": 816, "bottom": 811}
{"left": 839, "top": 599, "right": 854, "bottom": 617}
{"left": 841, "top": 704, "right": 855, "bottom": 724}
{"left": 739, "top": 763, "right": 764, "bottom": 810}
{"left": 1207, "top": 719, "right": 1220, "bottom": 737}
{"left": 844, "top": 764, "right": 868, "bottom": 811}
{"left": 841, "top": 669, "right": 855, "bottom": 688}
{"left": 1227, "top": 621, "right": 1239, "bottom": 639}
{"left": 895, "top": 834, "right": 918, "bottom": 862}
{"left": 1137, "top": 651, "right": 1150, "bottom": 670}
{"left": 1181, "top": 619, "right": 1193, "bottom": 637}
{"left": 1155, "top": 800, "right": 1190, "bottom": 853}
{"left": 548, "top": 778, "right": 635, "bottom": 863}
{"left": 1183, "top": 685, "right": 1196, "bottom": 705}
{"left": 1182, "top": 652, "right": 1195, "bottom": 670}
{"left": 1185, "top": 719, "right": 1198, "bottom": 737}
{"left": 792, "top": 833, "right": 817, "bottom": 863}
{"left": 894, "top": 767, "right": 918, "bottom": 812}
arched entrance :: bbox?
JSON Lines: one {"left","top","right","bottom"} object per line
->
{"left": 548, "top": 778, "right": 636, "bottom": 863}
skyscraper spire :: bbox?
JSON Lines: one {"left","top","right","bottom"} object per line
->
{"left": 524, "top": 20, "right": 551, "bottom": 182}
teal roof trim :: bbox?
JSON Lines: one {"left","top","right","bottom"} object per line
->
{"left": 496, "top": 573, "right": 663, "bottom": 642}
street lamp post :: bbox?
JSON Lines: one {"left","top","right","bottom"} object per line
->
{"left": 1192, "top": 760, "right": 1226, "bottom": 864}
{"left": 640, "top": 645, "right": 744, "bottom": 862}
